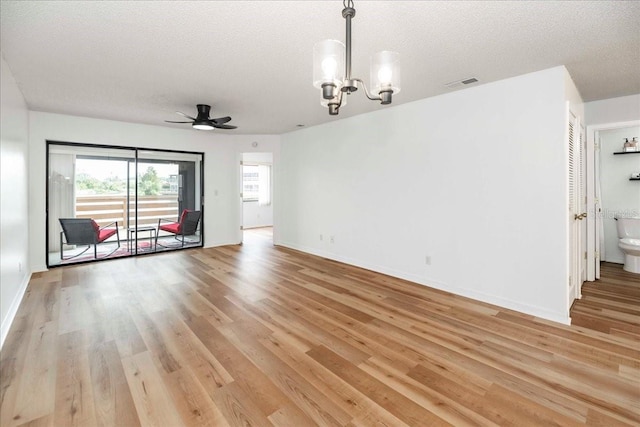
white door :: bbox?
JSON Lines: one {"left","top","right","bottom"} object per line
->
{"left": 238, "top": 157, "right": 244, "bottom": 244}
{"left": 568, "top": 110, "right": 586, "bottom": 308}
{"left": 594, "top": 135, "right": 602, "bottom": 279}
{"left": 579, "top": 124, "right": 587, "bottom": 289}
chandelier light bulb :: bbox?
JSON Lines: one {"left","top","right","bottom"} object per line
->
{"left": 313, "top": 39, "right": 345, "bottom": 89}
{"left": 371, "top": 50, "right": 401, "bottom": 96}
{"left": 377, "top": 67, "right": 393, "bottom": 85}
{"left": 322, "top": 57, "right": 338, "bottom": 80}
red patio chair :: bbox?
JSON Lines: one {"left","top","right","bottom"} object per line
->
{"left": 156, "top": 209, "right": 201, "bottom": 247}
{"left": 59, "top": 218, "right": 120, "bottom": 259}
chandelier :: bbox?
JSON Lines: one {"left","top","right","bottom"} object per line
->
{"left": 313, "top": 0, "right": 401, "bottom": 115}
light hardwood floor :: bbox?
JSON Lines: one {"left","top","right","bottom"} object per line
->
{"left": 571, "top": 262, "right": 640, "bottom": 339}
{"left": 1, "top": 231, "right": 638, "bottom": 426}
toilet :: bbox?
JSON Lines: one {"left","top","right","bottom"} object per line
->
{"left": 615, "top": 217, "right": 640, "bottom": 274}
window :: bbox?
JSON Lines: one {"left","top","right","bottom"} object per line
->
{"left": 242, "top": 163, "right": 271, "bottom": 205}
{"left": 242, "top": 165, "right": 260, "bottom": 201}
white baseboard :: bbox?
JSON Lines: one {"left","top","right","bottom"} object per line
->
{"left": 424, "top": 281, "right": 571, "bottom": 325}
{"left": 1, "top": 271, "right": 31, "bottom": 350}
{"left": 276, "top": 241, "right": 570, "bottom": 325}
{"left": 242, "top": 224, "right": 274, "bottom": 230}
{"left": 204, "top": 239, "right": 241, "bottom": 248}
{"left": 31, "top": 264, "right": 48, "bottom": 273}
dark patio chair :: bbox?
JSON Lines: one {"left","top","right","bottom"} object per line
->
{"left": 59, "top": 218, "right": 120, "bottom": 259}
{"left": 156, "top": 209, "right": 201, "bottom": 247}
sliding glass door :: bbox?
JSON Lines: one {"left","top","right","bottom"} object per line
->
{"left": 47, "top": 142, "right": 204, "bottom": 267}
{"left": 135, "top": 150, "right": 203, "bottom": 253}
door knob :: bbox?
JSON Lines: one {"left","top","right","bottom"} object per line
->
{"left": 574, "top": 213, "right": 587, "bottom": 220}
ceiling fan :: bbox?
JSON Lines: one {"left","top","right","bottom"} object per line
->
{"left": 165, "top": 104, "right": 237, "bottom": 130}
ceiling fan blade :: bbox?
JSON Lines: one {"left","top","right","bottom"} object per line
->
{"left": 211, "top": 116, "right": 232, "bottom": 124}
{"left": 213, "top": 124, "right": 237, "bottom": 130}
{"left": 165, "top": 120, "right": 193, "bottom": 123}
{"left": 176, "top": 111, "right": 196, "bottom": 120}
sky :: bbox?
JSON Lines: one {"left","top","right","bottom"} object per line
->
{"left": 76, "top": 159, "right": 178, "bottom": 180}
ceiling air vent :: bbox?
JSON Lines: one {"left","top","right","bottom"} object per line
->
{"left": 445, "top": 77, "right": 479, "bottom": 89}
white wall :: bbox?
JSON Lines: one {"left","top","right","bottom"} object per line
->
{"left": 242, "top": 152, "right": 273, "bottom": 229}
{"left": 277, "top": 67, "right": 572, "bottom": 323}
{"left": 243, "top": 202, "right": 273, "bottom": 228}
{"left": 565, "top": 71, "right": 584, "bottom": 121}
{"left": 599, "top": 126, "right": 640, "bottom": 263}
{"left": 243, "top": 152, "right": 273, "bottom": 163}
{"left": 585, "top": 94, "right": 640, "bottom": 126}
{"left": 28, "top": 112, "right": 280, "bottom": 271}
{"left": 0, "top": 54, "right": 31, "bottom": 347}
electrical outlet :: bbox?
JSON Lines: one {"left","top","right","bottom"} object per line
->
{"left": 18, "top": 262, "right": 22, "bottom": 272}
{"left": 320, "top": 234, "right": 323, "bottom": 241}
{"left": 425, "top": 256, "right": 431, "bottom": 265}
{"left": 330, "top": 236, "right": 335, "bottom": 244}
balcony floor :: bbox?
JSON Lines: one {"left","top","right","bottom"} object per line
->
{"left": 48, "top": 234, "right": 201, "bottom": 266}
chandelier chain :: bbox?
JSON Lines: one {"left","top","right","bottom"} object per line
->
{"left": 343, "top": 0, "right": 354, "bottom": 9}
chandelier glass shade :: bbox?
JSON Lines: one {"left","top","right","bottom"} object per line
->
{"left": 313, "top": 39, "right": 345, "bottom": 91}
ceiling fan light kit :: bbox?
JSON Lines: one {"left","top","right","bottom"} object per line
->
{"left": 165, "top": 104, "right": 237, "bottom": 130}
{"left": 192, "top": 122, "right": 214, "bottom": 130}
{"left": 313, "top": 0, "right": 401, "bottom": 115}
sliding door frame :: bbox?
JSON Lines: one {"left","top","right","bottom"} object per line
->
{"left": 46, "top": 140, "right": 205, "bottom": 268}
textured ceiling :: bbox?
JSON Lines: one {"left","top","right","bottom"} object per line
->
{"left": 1, "top": 1, "right": 639, "bottom": 135}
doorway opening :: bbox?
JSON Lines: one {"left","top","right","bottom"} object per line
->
{"left": 585, "top": 120, "right": 640, "bottom": 281}
{"left": 595, "top": 125, "right": 640, "bottom": 266}
{"left": 243, "top": 227, "right": 274, "bottom": 248}
{"left": 240, "top": 152, "right": 273, "bottom": 246}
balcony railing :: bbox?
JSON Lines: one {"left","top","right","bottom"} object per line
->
{"left": 76, "top": 194, "right": 179, "bottom": 229}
